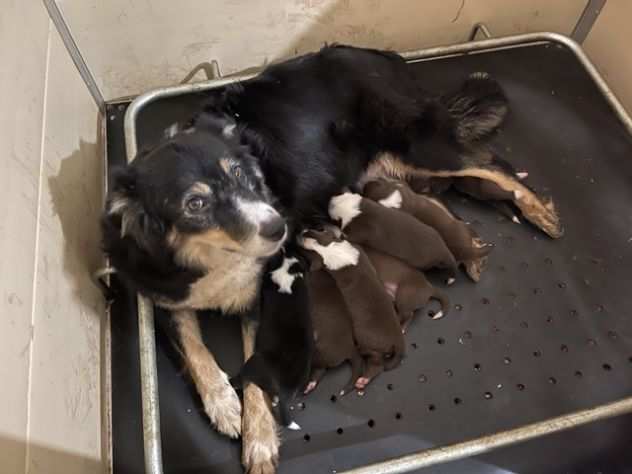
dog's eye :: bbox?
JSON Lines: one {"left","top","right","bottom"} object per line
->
{"left": 186, "top": 196, "right": 207, "bottom": 212}
{"left": 231, "top": 165, "right": 243, "bottom": 179}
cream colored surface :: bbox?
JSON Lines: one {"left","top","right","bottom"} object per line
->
{"left": 0, "top": 2, "right": 103, "bottom": 473}
{"left": 584, "top": 0, "right": 632, "bottom": 114}
{"left": 58, "top": 0, "right": 588, "bottom": 99}
{"left": 0, "top": 2, "right": 50, "bottom": 472}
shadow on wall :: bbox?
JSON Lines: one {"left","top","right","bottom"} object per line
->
{"left": 47, "top": 139, "right": 104, "bottom": 320}
{"left": 0, "top": 435, "right": 102, "bottom": 474}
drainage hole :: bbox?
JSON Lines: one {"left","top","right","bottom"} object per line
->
{"left": 330, "top": 395, "right": 337, "bottom": 403}
{"left": 297, "top": 402, "right": 306, "bottom": 410}
{"left": 503, "top": 357, "right": 512, "bottom": 365}
{"left": 546, "top": 315, "right": 554, "bottom": 323}
{"left": 367, "top": 419, "right": 375, "bottom": 428}
{"left": 516, "top": 383, "right": 526, "bottom": 391}
{"left": 484, "top": 392, "right": 493, "bottom": 400}
{"left": 520, "top": 321, "right": 529, "bottom": 329}
{"left": 454, "top": 397, "right": 462, "bottom": 405}
{"left": 595, "top": 304, "right": 605, "bottom": 312}
{"left": 411, "top": 342, "right": 418, "bottom": 349}
{"left": 445, "top": 369, "right": 453, "bottom": 378}
{"left": 428, "top": 404, "right": 436, "bottom": 411}
{"left": 418, "top": 374, "right": 428, "bottom": 383}
{"left": 602, "top": 363, "right": 612, "bottom": 371}
{"left": 533, "top": 350, "right": 542, "bottom": 358}
{"left": 629, "top": 356, "right": 632, "bottom": 364}
{"left": 560, "top": 344, "right": 569, "bottom": 353}
{"left": 437, "top": 337, "right": 445, "bottom": 345}
{"left": 492, "top": 325, "right": 501, "bottom": 334}
{"left": 569, "top": 309, "right": 578, "bottom": 317}
{"left": 455, "top": 304, "right": 463, "bottom": 311}
{"left": 303, "top": 434, "right": 311, "bottom": 442}
{"left": 473, "top": 363, "right": 482, "bottom": 372}
{"left": 336, "top": 428, "right": 344, "bottom": 435}
{"left": 548, "top": 377, "right": 557, "bottom": 385}
{"left": 587, "top": 338, "right": 597, "bottom": 347}
{"left": 532, "top": 288, "right": 541, "bottom": 295}
{"left": 395, "top": 412, "right": 402, "bottom": 420}
{"left": 558, "top": 282, "right": 567, "bottom": 289}
{"left": 544, "top": 257, "right": 553, "bottom": 264}
{"left": 520, "top": 261, "right": 529, "bottom": 269}
{"left": 574, "top": 370, "right": 583, "bottom": 378}
{"left": 387, "top": 383, "right": 394, "bottom": 391}
{"left": 481, "top": 297, "right": 490, "bottom": 305}
{"left": 608, "top": 331, "right": 618, "bottom": 340}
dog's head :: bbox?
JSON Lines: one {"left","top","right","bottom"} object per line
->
{"left": 102, "top": 114, "right": 287, "bottom": 286}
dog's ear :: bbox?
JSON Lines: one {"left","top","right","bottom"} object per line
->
{"left": 104, "top": 166, "right": 164, "bottom": 252}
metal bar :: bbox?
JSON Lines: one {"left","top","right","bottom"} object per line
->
{"left": 42, "top": 0, "right": 105, "bottom": 114}
{"left": 340, "top": 397, "right": 632, "bottom": 474}
{"left": 122, "top": 30, "right": 632, "bottom": 474}
{"left": 572, "top": 0, "right": 607, "bottom": 44}
{"left": 468, "top": 22, "right": 493, "bottom": 41}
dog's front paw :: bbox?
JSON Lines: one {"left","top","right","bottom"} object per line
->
{"left": 201, "top": 372, "right": 242, "bottom": 439}
{"left": 242, "top": 384, "right": 280, "bottom": 474}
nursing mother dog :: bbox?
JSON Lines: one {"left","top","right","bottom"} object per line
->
{"left": 101, "top": 44, "right": 560, "bottom": 473}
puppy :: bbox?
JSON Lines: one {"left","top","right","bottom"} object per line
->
{"left": 303, "top": 269, "right": 364, "bottom": 396}
{"left": 328, "top": 192, "right": 457, "bottom": 277}
{"left": 300, "top": 228, "right": 405, "bottom": 391}
{"left": 364, "top": 247, "right": 449, "bottom": 333}
{"left": 231, "top": 246, "right": 312, "bottom": 430}
{"left": 363, "top": 179, "right": 493, "bottom": 280}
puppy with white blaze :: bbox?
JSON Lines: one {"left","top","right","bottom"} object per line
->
{"left": 102, "top": 44, "right": 561, "bottom": 473}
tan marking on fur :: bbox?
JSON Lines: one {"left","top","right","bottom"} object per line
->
{"left": 219, "top": 157, "right": 233, "bottom": 174}
{"left": 161, "top": 228, "right": 261, "bottom": 313}
{"left": 241, "top": 320, "right": 280, "bottom": 474}
{"left": 174, "top": 310, "right": 242, "bottom": 438}
{"left": 189, "top": 182, "right": 211, "bottom": 195}
{"left": 361, "top": 152, "right": 562, "bottom": 238}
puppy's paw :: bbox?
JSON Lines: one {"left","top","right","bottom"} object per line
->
{"left": 513, "top": 191, "right": 563, "bottom": 238}
{"left": 304, "top": 380, "right": 318, "bottom": 394}
{"left": 464, "top": 256, "right": 488, "bottom": 282}
{"left": 201, "top": 372, "right": 242, "bottom": 439}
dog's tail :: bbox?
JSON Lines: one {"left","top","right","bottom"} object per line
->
{"left": 340, "top": 353, "right": 364, "bottom": 396}
{"left": 442, "top": 72, "right": 508, "bottom": 145}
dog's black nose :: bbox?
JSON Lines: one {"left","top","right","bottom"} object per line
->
{"left": 259, "top": 216, "right": 286, "bottom": 241}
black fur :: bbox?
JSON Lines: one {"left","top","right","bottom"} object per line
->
{"left": 101, "top": 44, "right": 508, "bottom": 309}
{"left": 231, "top": 245, "right": 313, "bottom": 427}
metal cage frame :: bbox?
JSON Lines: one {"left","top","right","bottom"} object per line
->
{"left": 115, "top": 25, "right": 632, "bottom": 474}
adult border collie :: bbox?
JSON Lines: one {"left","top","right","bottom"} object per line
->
{"left": 102, "top": 44, "right": 561, "bottom": 474}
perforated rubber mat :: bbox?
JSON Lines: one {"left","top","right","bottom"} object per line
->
{"left": 107, "top": 41, "right": 632, "bottom": 474}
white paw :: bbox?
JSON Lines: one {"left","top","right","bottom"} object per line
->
{"left": 202, "top": 374, "right": 242, "bottom": 439}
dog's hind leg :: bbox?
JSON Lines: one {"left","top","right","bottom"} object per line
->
{"left": 174, "top": 310, "right": 242, "bottom": 438}
{"left": 240, "top": 319, "right": 280, "bottom": 474}
{"left": 304, "top": 367, "right": 326, "bottom": 394}
{"left": 340, "top": 353, "right": 364, "bottom": 396}
{"left": 371, "top": 150, "right": 563, "bottom": 238}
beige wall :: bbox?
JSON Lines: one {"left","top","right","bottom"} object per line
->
{"left": 584, "top": 0, "right": 632, "bottom": 114}
{"left": 0, "top": 2, "right": 103, "bottom": 473}
{"left": 59, "top": 0, "right": 588, "bottom": 100}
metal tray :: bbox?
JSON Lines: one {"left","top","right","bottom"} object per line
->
{"left": 106, "top": 29, "right": 632, "bottom": 474}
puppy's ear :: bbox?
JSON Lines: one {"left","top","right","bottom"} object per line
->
{"left": 104, "top": 166, "right": 164, "bottom": 252}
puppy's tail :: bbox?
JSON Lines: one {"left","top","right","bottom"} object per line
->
{"left": 430, "top": 289, "right": 450, "bottom": 320}
{"left": 442, "top": 72, "right": 508, "bottom": 144}
{"left": 233, "top": 354, "right": 301, "bottom": 430}
{"left": 340, "top": 353, "right": 364, "bottom": 396}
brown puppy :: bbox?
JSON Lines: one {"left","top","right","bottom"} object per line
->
{"left": 303, "top": 269, "right": 364, "bottom": 396}
{"left": 364, "top": 247, "right": 449, "bottom": 333}
{"left": 300, "top": 228, "right": 405, "bottom": 391}
{"left": 328, "top": 192, "right": 457, "bottom": 278}
{"left": 362, "top": 180, "right": 492, "bottom": 281}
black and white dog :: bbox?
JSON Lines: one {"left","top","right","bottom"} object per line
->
{"left": 102, "top": 44, "right": 561, "bottom": 474}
